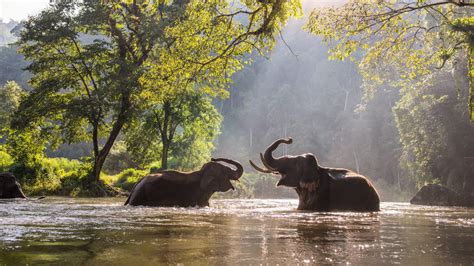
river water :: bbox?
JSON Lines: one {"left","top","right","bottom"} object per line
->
{"left": 0, "top": 198, "right": 473, "bottom": 265}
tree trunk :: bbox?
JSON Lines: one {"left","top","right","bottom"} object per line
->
{"left": 162, "top": 141, "right": 169, "bottom": 170}
{"left": 90, "top": 152, "right": 108, "bottom": 184}
{"left": 86, "top": 90, "right": 130, "bottom": 184}
{"left": 469, "top": 42, "right": 473, "bottom": 120}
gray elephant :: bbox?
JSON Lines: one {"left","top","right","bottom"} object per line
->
{"left": 250, "top": 138, "right": 380, "bottom": 212}
{"left": 125, "top": 158, "right": 243, "bottom": 207}
{"left": 0, "top": 172, "right": 27, "bottom": 199}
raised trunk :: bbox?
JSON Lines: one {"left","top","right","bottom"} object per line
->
{"left": 15, "top": 185, "right": 27, "bottom": 199}
{"left": 211, "top": 158, "right": 243, "bottom": 179}
{"left": 263, "top": 138, "right": 292, "bottom": 169}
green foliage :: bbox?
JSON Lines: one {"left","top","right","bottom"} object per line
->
{"left": 125, "top": 89, "right": 222, "bottom": 170}
{"left": 103, "top": 168, "right": 147, "bottom": 192}
{"left": 394, "top": 64, "right": 474, "bottom": 193}
{"left": 9, "top": 156, "right": 84, "bottom": 195}
{"left": 306, "top": 0, "right": 473, "bottom": 111}
{"left": 14, "top": 0, "right": 301, "bottom": 184}
{"left": 0, "top": 81, "right": 26, "bottom": 134}
{"left": 451, "top": 16, "right": 474, "bottom": 120}
{"left": 452, "top": 17, "right": 474, "bottom": 38}
{"left": 395, "top": 93, "right": 447, "bottom": 185}
{"left": 214, "top": 17, "right": 418, "bottom": 201}
{"left": 0, "top": 146, "right": 13, "bottom": 172}
{"left": 304, "top": 0, "right": 474, "bottom": 194}
{"left": 6, "top": 127, "right": 48, "bottom": 164}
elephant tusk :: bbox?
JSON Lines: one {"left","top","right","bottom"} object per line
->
{"left": 249, "top": 160, "right": 275, "bottom": 174}
{"left": 260, "top": 153, "right": 277, "bottom": 171}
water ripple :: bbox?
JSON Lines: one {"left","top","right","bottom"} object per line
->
{"left": 0, "top": 198, "right": 473, "bottom": 264}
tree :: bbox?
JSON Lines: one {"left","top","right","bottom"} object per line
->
{"left": 0, "top": 81, "right": 25, "bottom": 133}
{"left": 306, "top": 0, "right": 474, "bottom": 117}
{"left": 125, "top": 89, "right": 221, "bottom": 170}
{"left": 306, "top": 1, "right": 474, "bottom": 192}
{"left": 394, "top": 62, "right": 474, "bottom": 195}
{"left": 13, "top": 0, "right": 302, "bottom": 186}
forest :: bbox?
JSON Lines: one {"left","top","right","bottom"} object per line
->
{"left": 0, "top": 0, "right": 473, "bottom": 201}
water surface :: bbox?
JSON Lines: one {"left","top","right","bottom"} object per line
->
{"left": 1, "top": 198, "right": 473, "bottom": 265}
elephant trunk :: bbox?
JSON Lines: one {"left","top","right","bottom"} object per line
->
{"left": 15, "top": 183, "right": 27, "bottom": 199}
{"left": 211, "top": 158, "right": 243, "bottom": 180}
{"left": 263, "top": 138, "right": 292, "bottom": 170}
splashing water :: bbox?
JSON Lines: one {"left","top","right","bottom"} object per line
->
{"left": 1, "top": 198, "right": 473, "bottom": 264}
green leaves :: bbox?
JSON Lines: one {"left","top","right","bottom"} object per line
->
{"left": 14, "top": 0, "right": 301, "bottom": 180}
{"left": 0, "top": 81, "right": 25, "bottom": 132}
{"left": 125, "top": 89, "right": 222, "bottom": 169}
{"left": 306, "top": 0, "right": 473, "bottom": 114}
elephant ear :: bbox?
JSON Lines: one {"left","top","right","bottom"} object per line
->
{"left": 302, "top": 154, "right": 319, "bottom": 180}
{"left": 199, "top": 163, "right": 220, "bottom": 191}
{"left": 200, "top": 174, "right": 220, "bottom": 191}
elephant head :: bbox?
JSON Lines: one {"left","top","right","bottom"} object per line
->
{"left": 0, "top": 172, "right": 27, "bottom": 199}
{"left": 199, "top": 158, "right": 243, "bottom": 192}
{"left": 161, "top": 158, "right": 243, "bottom": 192}
{"left": 249, "top": 138, "right": 320, "bottom": 188}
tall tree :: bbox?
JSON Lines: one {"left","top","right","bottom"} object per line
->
{"left": 125, "top": 89, "right": 221, "bottom": 170}
{"left": 306, "top": 0, "right": 474, "bottom": 118}
{"left": 305, "top": 0, "right": 474, "bottom": 192}
{"left": 13, "top": 0, "right": 302, "bottom": 186}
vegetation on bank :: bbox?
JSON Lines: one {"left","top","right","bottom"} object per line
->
{"left": 0, "top": 148, "right": 297, "bottom": 199}
{"left": 9, "top": 0, "right": 302, "bottom": 188}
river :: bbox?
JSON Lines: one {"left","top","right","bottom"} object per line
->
{"left": 1, "top": 198, "right": 473, "bottom": 265}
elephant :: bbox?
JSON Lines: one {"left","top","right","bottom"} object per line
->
{"left": 249, "top": 138, "right": 380, "bottom": 212}
{"left": 125, "top": 158, "right": 243, "bottom": 207}
{"left": 0, "top": 172, "right": 27, "bottom": 199}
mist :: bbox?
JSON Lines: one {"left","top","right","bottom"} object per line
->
{"left": 213, "top": 6, "right": 410, "bottom": 200}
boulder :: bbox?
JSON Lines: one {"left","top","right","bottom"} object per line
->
{"left": 410, "top": 184, "right": 474, "bottom": 207}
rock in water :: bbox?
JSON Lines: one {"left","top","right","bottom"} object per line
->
{"left": 410, "top": 184, "right": 473, "bottom": 207}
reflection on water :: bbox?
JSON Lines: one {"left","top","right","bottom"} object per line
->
{"left": 1, "top": 198, "right": 473, "bottom": 264}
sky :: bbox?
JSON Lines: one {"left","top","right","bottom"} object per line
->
{"left": 0, "top": 0, "right": 50, "bottom": 22}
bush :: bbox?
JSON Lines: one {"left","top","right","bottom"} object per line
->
{"left": 9, "top": 156, "right": 84, "bottom": 196}
{"left": 0, "top": 148, "right": 13, "bottom": 172}
{"left": 104, "top": 168, "right": 148, "bottom": 192}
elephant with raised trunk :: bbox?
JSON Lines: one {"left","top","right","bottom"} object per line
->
{"left": 0, "top": 172, "right": 27, "bottom": 199}
{"left": 125, "top": 158, "right": 243, "bottom": 207}
{"left": 250, "top": 138, "right": 380, "bottom": 212}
